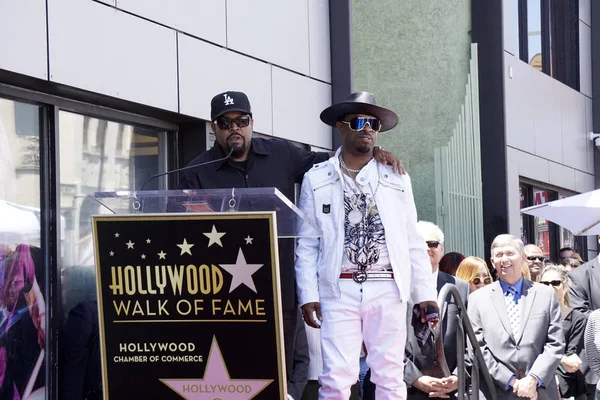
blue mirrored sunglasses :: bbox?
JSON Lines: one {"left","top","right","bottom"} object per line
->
{"left": 341, "top": 117, "right": 381, "bottom": 132}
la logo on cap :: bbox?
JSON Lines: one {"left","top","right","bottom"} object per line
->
{"left": 223, "top": 93, "right": 234, "bottom": 106}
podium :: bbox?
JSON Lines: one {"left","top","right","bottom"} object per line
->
{"left": 90, "top": 188, "right": 320, "bottom": 400}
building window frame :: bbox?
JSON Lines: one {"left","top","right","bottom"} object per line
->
{"left": 516, "top": 0, "right": 580, "bottom": 90}
{"left": 0, "top": 81, "right": 185, "bottom": 400}
{"left": 520, "top": 180, "right": 587, "bottom": 263}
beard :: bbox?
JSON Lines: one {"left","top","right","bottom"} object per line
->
{"left": 226, "top": 134, "right": 247, "bottom": 158}
{"left": 355, "top": 144, "right": 371, "bottom": 154}
{"left": 352, "top": 133, "right": 374, "bottom": 154}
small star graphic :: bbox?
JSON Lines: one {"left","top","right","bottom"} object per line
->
{"left": 219, "top": 248, "right": 263, "bottom": 293}
{"left": 141, "top": 254, "right": 146, "bottom": 259}
{"left": 126, "top": 240, "right": 135, "bottom": 249}
{"left": 177, "top": 238, "right": 195, "bottom": 255}
{"left": 244, "top": 235, "right": 254, "bottom": 245}
{"left": 109, "top": 251, "right": 114, "bottom": 256}
{"left": 114, "top": 232, "right": 120, "bottom": 238}
{"left": 203, "top": 225, "right": 226, "bottom": 248}
{"left": 146, "top": 238, "right": 151, "bottom": 244}
{"left": 158, "top": 250, "right": 167, "bottom": 260}
{"left": 161, "top": 337, "right": 272, "bottom": 399}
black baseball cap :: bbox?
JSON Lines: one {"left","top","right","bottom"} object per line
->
{"left": 210, "top": 91, "right": 252, "bottom": 121}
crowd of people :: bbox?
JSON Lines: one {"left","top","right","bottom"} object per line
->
{"left": 58, "top": 89, "right": 600, "bottom": 400}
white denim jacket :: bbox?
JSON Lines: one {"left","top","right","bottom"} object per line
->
{"left": 294, "top": 148, "right": 436, "bottom": 306}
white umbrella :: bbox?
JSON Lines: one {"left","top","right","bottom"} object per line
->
{"left": 0, "top": 200, "right": 40, "bottom": 244}
{"left": 520, "top": 189, "right": 600, "bottom": 235}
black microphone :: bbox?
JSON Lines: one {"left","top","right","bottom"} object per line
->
{"left": 140, "top": 144, "right": 237, "bottom": 191}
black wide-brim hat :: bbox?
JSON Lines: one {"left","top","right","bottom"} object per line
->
{"left": 320, "top": 91, "right": 399, "bottom": 132}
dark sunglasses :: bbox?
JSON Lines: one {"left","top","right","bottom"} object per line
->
{"left": 426, "top": 241, "right": 441, "bottom": 249}
{"left": 540, "top": 280, "right": 562, "bottom": 287}
{"left": 341, "top": 117, "right": 382, "bottom": 132}
{"left": 214, "top": 114, "right": 251, "bottom": 130}
{"left": 471, "top": 277, "right": 492, "bottom": 286}
{"left": 526, "top": 255, "right": 546, "bottom": 262}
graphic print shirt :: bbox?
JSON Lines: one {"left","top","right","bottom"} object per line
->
{"left": 340, "top": 160, "right": 390, "bottom": 272}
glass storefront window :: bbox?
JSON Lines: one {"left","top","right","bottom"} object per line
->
{"left": 532, "top": 187, "right": 551, "bottom": 259}
{"left": 58, "top": 111, "right": 167, "bottom": 317}
{"left": 0, "top": 97, "right": 46, "bottom": 399}
{"left": 58, "top": 111, "right": 168, "bottom": 398}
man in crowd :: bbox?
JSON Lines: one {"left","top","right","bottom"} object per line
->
{"left": 559, "top": 246, "right": 575, "bottom": 261}
{"left": 569, "top": 236, "right": 600, "bottom": 399}
{"left": 469, "top": 234, "right": 564, "bottom": 399}
{"left": 295, "top": 91, "right": 438, "bottom": 400}
{"left": 363, "top": 221, "right": 470, "bottom": 399}
{"left": 524, "top": 244, "right": 545, "bottom": 282}
{"left": 177, "top": 90, "right": 403, "bottom": 399}
{"left": 407, "top": 221, "right": 470, "bottom": 397}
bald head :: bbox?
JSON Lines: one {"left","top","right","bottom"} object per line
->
{"left": 524, "top": 244, "right": 544, "bottom": 281}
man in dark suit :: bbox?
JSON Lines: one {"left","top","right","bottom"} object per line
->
{"left": 469, "top": 234, "right": 564, "bottom": 400}
{"left": 362, "top": 221, "right": 470, "bottom": 399}
{"left": 569, "top": 237, "right": 600, "bottom": 400}
{"left": 404, "top": 221, "right": 470, "bottom": 398}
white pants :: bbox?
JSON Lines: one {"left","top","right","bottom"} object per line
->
{"left": 318, "top": 279, "right": 407, "bottom": 400}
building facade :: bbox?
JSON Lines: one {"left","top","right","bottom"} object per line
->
{"left": 0, "top": 0, "right": 338, "bottom": 398}
{"left": 352, "top": 0, "right": 598, "bottom": 261}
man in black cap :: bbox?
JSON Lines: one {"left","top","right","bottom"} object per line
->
{"left": 295, "top": 91, "right": 439, "bottom": 400}
{"left": 178, "top": 91, "right": 404, "bottom": 399}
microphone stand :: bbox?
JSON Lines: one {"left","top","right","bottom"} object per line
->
{"left": 140, "top": 145, "right": 236, "bottom": 191}
{"left": 133, "top": 145, "right": 237, "bottom": 212}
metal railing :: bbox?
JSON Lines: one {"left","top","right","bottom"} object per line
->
{"left": 433, "top": 283, "right": 497, "bottom": 400}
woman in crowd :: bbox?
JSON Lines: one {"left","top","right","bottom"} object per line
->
{"left": 561, "top": 257, "right": 582, "bottom": 271}
{"left": 438, "top": 252, "right": 465, "bottom": 276}
{"left": 584, "top": 309, "right": 600, "bottom": 400}
{"left": 456, "top": 256, "right": 491, "bottom": 292}
{"left": 540, "top": 264, "right": 587, "bottom": 400}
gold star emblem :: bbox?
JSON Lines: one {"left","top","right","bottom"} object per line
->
{"left": 158, "top": 250, "right": 167, "bottom": 259}
{"left": 203, "top": 225, "right": 226, "bottom": 248}
{"left": 177, "top": 238, "right": 195, "bottom": 255}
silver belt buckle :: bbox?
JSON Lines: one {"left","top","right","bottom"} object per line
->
{"left": 352, "top": 271, "right": 367, "bottom": 283}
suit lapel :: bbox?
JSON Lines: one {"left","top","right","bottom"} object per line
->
{"left": 516, "top": 279, "right": 536, "bottom": 343}
{"left": 436, "top": 272, "right": 448, "bottom": 292}
{"left": 585, "top": 258, "right": 600, "bottom": 310}
{"left": 490, "top": 281, "right": 515, "bottom": 341}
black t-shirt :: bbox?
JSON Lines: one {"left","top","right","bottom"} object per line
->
{"left": 178, "top": 137, "right": 329, "bottom": 310}
{"left": 178, "top": 137, "right": 328, "bottom": 201}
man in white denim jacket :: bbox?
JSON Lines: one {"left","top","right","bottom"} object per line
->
{"left": 295, "top": 92, "right": 438, "bottom": 400}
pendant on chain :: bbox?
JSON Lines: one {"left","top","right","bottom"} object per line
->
{"left": 348, "top": 208, "right": 362, "bottom": 225}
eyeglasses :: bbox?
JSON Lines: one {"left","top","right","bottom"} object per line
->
{"left": 341, "top": 117, "right": 382, "bottom": 132}
{"left": 471, "top": 277, "right": 492, "bottom": 286}
{"left": 526, "top": 255, "right": 546, "bottom": 262}
{"left": 214, "top": 115, "right": 251, "bottom": 130}
{"left": 540, "top": 280, "right": 562, "bottom": 287}
{"left": 426, "top": 241, "right": 441, "bottom": 249}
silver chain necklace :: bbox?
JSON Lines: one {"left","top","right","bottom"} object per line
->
{"left": 339, "top": 154, "right": 363, "bottom": 174}
{"left": 339, "top": 154, "right": 381, "bottom": 224}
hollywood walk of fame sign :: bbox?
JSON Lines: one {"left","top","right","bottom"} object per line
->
{"left": 92, "top": 212, "right": 286, "bottom": 399}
